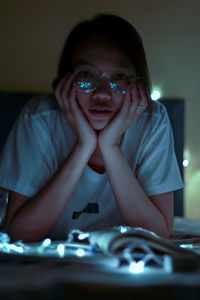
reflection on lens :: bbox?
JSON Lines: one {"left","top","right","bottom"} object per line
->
{"left": 78, "top": 81, "right": 92, "bottom": 90}
{"left": 73, "top": 69, "right": 133, "bottom": 94}
{"left": 109, "top": 82, "right": 117, "bottom": 89}
{"left": 74, "top": 70, "right": 96, "bottom": 93}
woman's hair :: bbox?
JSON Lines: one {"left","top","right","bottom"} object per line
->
{"left": 52, "top": 14, "right": 152, "bottom": 113}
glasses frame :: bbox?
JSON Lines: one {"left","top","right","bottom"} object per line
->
{"left": 73, "top": 68, "right": 140, "bottom": 95}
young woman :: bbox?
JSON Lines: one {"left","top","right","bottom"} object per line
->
{"left": 0, "top": 14, "right": 183, "bottom": 242}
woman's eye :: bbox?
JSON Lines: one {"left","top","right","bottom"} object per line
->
{"left": 79, "top": 70, "right": 93, "bottom": 79}
{"left": 113, "top": 73, "right": 129, "bottom": 80}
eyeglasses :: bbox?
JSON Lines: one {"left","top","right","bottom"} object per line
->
{"left": 73, "top": 67, "right": 139, "bottom": 95}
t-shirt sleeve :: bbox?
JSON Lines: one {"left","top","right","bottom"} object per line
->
{"left": 135, "top": 104, "right": 184, "bottom": 196}
{"left": 0, "top": 110, "right": 55, "bottom": 197}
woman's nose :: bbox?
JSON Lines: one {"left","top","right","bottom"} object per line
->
{"left": 92, "top": 78, "right": 112, "bottom": 101}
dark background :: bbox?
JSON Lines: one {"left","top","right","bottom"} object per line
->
{"left": 0, "top": 0, "right": 199, "bottom": 219}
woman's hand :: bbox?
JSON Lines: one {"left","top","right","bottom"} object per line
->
{"left": 98, "top": 83, "right": 148, "bottom": 151}
{"left": 54, "top": 75, "right": 97, "bottom": 150}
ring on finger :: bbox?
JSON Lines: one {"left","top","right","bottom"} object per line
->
{"left": 137, "top": 105, "right": 146, "bottom": 109}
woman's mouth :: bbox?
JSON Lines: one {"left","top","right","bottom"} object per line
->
{"left": 88, "top": 107, "right": 113, "bottom": 118}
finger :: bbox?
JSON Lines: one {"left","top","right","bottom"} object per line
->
{"left": 124, "top": 84, "right": 133, "bottom": 110}
{"left": 54, "top": 77, "right": 67, "bottom": 109}
{"left": 117, "top": 97, "right": 129, "bottom": 121}
{"left": 69, "top": 88, "right": 86, "bottom": 122}
{"left": 128, "top": 86, "right": 139, "bottom": 117}
{"left": 129, "top": 77, "right": 140, "bottom": 106}
{"left": 60, "top": 75, "right": 75, "bottom": 115}
{"left": 69, "top": 87, "right": 78, "bottom": 113}
{"left": 60, "top": 74, "right": 74, "bottom": 103}
{"left": 59, "top": 74, "right": 73, "bottom": 111}
{"left": 54, "top": 74, "right": 72, "bottom": 110}
{"left": 62, "top": 87, "right": 76, "bottom": 127}
{"left": 132, "top": 86, "right": 147, "bottom": 118}
{"left": 55, "top": 74, "right": 71, "bottom": 96}
{"left": 137, "top": 83, "right": 149, "bottom": 108}
{"left": 126, "top": 85, "right": 132, "bottom": 107}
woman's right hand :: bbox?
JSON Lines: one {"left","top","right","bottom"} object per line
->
{"left": 54, "top": 75, "right": 97, "bottom": 151}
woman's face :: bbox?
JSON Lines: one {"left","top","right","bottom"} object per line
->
{"left": 71, "top": 36, "right": 135, "bottom": 131}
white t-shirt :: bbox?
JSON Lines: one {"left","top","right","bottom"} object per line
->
{"left": 0, "top": 94, "right": 183, "bottom": 239}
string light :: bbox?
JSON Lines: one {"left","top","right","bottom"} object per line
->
{"left": 42, "top": 238, "right": 51, "bottom": 247}
{"left": 38, "top": 238, "right": 52, "bottom": 254}
{"left": 151, "top": 89, "right": 161, "bottom": 101}
{"left": 183, "top": 149, "right": 191, "bottom": 167}
{"left": 3, "top": 243, "right": 24, "bottom": 254}
{"left": 0, "top": 229, "right": 197, "bottom": 274}
{"left": 183, "top": 159, "right": 189, "bottom": 167}
{"left": 76, "top": 248, "right": 85, "bottom": 257}
{"left": 78, "top": 233, "right": 90, "bottom": 240}
{"left": 57, "top": 244, "right": 65, "bottom": 257}
{"left": 180, "top": 244, "right": 194, "bottom": 249}
{"left": 120, "top": 227, "right": 128, "bottom": 233}
{"left": 129, "top": 260, "right": 145, "bottom": 274}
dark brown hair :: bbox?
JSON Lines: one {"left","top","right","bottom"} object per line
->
{"left": 52, "top": 14, "right": 152, "bottom": 114}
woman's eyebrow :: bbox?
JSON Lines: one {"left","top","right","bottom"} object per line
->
{"left": 73, "top": 60, "right": 94, "bottom": 68}
{"left": 117, "top": 58, "right": 133, "bottom": 68}
{"left": 73, "top": 59, "right": 132, "bottom": 69}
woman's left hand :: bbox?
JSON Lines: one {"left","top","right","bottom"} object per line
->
{"left": 98, "top": 83, "right": 148, "bottom": 151}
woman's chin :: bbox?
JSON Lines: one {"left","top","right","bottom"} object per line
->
{"left": 90, "top": 120, "right": 108, "bottom": 131}
{"left": 92, "top": 123, "right": 107, "bottom": 131}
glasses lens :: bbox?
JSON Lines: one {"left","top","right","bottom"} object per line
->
{"left": 110, "top": 72, "right": 131, "bottom": 94}
{"left": 73, "top": 69, "right": 135, "bottom": 94}
{"left": 74, "top": 69, "right": 97, "bottom": 93}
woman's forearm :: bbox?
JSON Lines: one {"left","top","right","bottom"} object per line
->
{"left": 101, "top": 145, "right": 171, "bottom": 238}
{"left": 7, "top": 143, "right": 94, "bottom": 242}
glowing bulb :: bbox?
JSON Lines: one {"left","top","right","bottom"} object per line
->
{"left": 163, "top": 255, "right": 173, "bottom": 273}
{"left": 129, "top": 260, "right": 145, "bottom": 274}
{"left": 183, "top": 159, "right": 189, "bottom": 167}
{"left": 42, "top": 238, "right": 51, "bottom": 247}
{"left": 37, "top": 238, "right": 52, "bottom": 254}
{"left": 6, "top": 244, "right": 24, "bottom": 253}
{"left": 120, "top": 227, "right": 127, "bottom": 233}
{"left": 151, "top": 89, "right": 161, "bottom": 101}
{"left": 180, "top": 244, "right": 194, "bottom": 249}
{"left": 76, "top": 248, "right": 85, "bottom": 257}
{"left": 184, "top": 149, "right": 191, "bottom": 160}
{"left": 57, "top": 244, "right": 65, "bottom": 257}
{"left": 77, "top": 233, "right": 89, "bottom": 240}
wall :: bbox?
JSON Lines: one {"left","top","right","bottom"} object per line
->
{"left": 0, "top": 0, "right": 200, "bottom": 219}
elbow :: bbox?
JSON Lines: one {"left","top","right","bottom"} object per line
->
{"left": 155, "top": 221, "right": 173, "bottom": 239}
{"left": 161, "top": 215, "right": 173, "bottom": 239}
{"left": 5, "top": 221, "right": 25, "bottom": 243}
{"left": 124, "top": 217, "right": 173, "bottom": 240}
{"left": 5, "top": 222, "right": 20, "bottom": 243}
{"left": 159, "top": 228, "right": 171, "bottom": 239}
{"left": 153, "top": 209, "right": 174, "bottom": 239}
{"left": 5, "top": 221, "right": 45, "bottom": 243}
